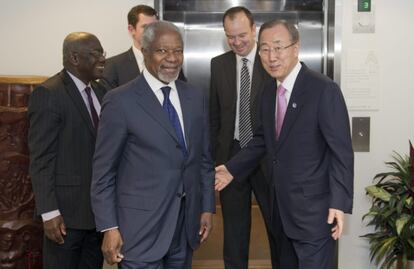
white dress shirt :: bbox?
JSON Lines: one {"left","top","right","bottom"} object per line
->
{"left": 132, "top": 45, "right": 145, "bottom": 73}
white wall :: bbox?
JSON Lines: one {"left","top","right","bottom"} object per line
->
{"left": 339, "top": 0, "right": 414, "bottom": 268}
{"left": 0, "top": 0, "right": 153, "bottom": 76}
{"left": 1, "top": 0, "right": 413, "bottom": 268}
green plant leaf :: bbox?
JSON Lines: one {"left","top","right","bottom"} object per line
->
{"left": 374, "top": 237, "right": 397, "bottom": 265}
{"left": 366, "top": 185, "right": 392, "bottom": 202}
{"left": 396, "top": 214, "right": 411, "bottom": 235}
{"left": 362, "top": 147, "right": 414, "bottom": 269}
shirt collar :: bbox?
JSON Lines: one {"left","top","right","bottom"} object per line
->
{"left": 142, "top": 68, "right": 177, "bottom": 95}
{"left": 132, "top": 45, "right": 143, "bottom": 61}
{"left": 277, "top": 61, "right": 301, "bottom": 93}
{"left": 132, "top": 45, "right": 144, "bottom": 71}
{"left": 66, "top": 70, "right": 91, "bottom": 92}
{"left": 236, "top": 43, "right": 257, "bottom": 65}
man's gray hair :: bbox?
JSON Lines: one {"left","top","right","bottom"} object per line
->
{"left": 141, "top": 21, "right": 182, "bottom": 50}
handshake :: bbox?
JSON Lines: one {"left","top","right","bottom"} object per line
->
{"left": 214, "top": 165, "right": 234, "bottom": 191}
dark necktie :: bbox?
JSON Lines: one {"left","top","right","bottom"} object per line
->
{"left": 275, "top": 84, "right": 287, "bottom": 139}
{"left": 161, "top": 86, "right": 187, "bottom": 157}
{"left": 84, "top": 86, "right": 99, "bottom": 129}
{"left": 239, "top": 57, "right": 253, "bottom": 148}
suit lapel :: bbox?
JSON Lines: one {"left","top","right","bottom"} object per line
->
{"left": 264, "top": 80, "right": 278, "bottom": 150}
{"left": 133, "top": 77, "right": 179, "bottom": 144}
{"left": 226, "top": 53, "right": 238, "bottom": 110}
{"left": 250, "top": 52, "right": 266, "bottom": 116}
{"left": 61, "top": 71, "right": 96, "bottom": 137}
{"left": 91, "top": 80, "right": 106, "bottom": 103}
{"left": 126, "top": 48, "right": 140, "bottom": 74}
{"left": 275, "top": 65, "right": 308, "bottom": 151}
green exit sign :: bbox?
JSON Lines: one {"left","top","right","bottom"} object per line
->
{"left": 358, "top": 0, "right": 371, "bottom": 12}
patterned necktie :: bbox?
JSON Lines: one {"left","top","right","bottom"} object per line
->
{"left": 276, "top": 84, "right": 287, "bottom": 139}
{"left": 84, "top": 86, "right": 99, "bottom": 129}
{"left": 161, "top": 86, "right": 187, "bottom": 157}
{"left": 239, "top": 58, "right": 253, "bottom": 148}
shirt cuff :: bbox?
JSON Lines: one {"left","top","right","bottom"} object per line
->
{"left": 41, "top": 210, "right": 61, "bottom": 222}
{"left": 101, "top": 227, "right": 119, "bottom": 232}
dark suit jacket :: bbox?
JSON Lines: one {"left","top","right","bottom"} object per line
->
{"left": 209, "top": 49, "right": 272, "bottom": 165}
{"left": 102, "top": 47, "right": 187, "bottom": 88}
{"left": 28, "top": 70, "right": 107, "bottom": 229}
{"left": 91, "top": 75, "right": 215, "bottom": 262}
{"left": 226, "top": 63, "right": 354, "bottom": 241}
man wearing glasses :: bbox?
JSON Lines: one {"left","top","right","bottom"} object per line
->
{"left": 28, "top": 32, "right": 107, "bottom": 269}
{"left": 215, "top": 20, "right": 354, "bottom": 269}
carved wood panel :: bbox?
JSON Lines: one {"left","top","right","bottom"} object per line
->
{"left": 0, "top": 76, "right": 47, "bottom": 269}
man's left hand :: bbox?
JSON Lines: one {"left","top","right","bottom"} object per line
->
{"left": 199, "top": 212, "right": 213, "bottom": 243}
{"left": 327, "top": 208, "right": 344, "bottom": 240}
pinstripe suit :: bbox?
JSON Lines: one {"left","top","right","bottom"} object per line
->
{"left": 28, "top": 70, "right": 107, "bottom": 268}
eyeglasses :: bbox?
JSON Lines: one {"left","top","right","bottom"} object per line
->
{"left": 259, "top": 42, "right": 297, "bottom": 56}
{"left": 87, "top": 50, "right": 106, "bottom": 59}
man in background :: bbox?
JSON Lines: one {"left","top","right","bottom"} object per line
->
{"left": 209, "top": 6, "right": 276, "bottom": 269}
{"left": 28, "top": 32, "right": 107, "bottom": 269}
{"left": 103, "top": 4, "right": 185, "bottom": 88}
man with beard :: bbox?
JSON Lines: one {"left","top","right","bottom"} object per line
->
{"left": 91, "top": 21, "right": 215, "bottom": 269}
{"left": 28, "top": 32, "right": 107, "bottom": 268}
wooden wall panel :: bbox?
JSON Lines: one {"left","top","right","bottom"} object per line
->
{"left": 0, "top": 76, "right": 46, "bottom": 269}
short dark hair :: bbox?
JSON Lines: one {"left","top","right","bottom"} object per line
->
{"left": 127, "top": 5, "right": 158, "bottom": 28}
{"left": 222, "top": 6, "right": 254, "bottom": 27}
{"left": 258, "top": 19, "right": 299, "bottom": 44}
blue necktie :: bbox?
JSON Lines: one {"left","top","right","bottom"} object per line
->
{"left": 161, "top": 86, "right": 187, "bottom": 157}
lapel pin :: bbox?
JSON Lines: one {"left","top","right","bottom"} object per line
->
{"left": 292, "top": 103, "right": 297, "bottom": 108}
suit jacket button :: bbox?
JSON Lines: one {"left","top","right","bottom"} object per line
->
{"left": 176, "top": 144, "right": 181, "bottom": 149}
{"left": 273, "top": 159, "right": 278, "bottom": 165}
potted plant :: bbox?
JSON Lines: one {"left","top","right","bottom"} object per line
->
{"left": 362, "top": 142, "right": 414, "bottom": 269}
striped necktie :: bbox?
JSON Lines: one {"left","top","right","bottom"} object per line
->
{"left": 239, "top": 58, "right": 253, "bottom": 148}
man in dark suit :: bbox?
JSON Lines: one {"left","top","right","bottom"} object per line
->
{"left": 209, "top": 6, "right": 276, "bottom": 269}
{"left": 28, "top": 32, "right": 107, "bottom": 269}
{"left": 215, "top": 19, "right": 354, "bottom": 269}
{"left": 102, "top": 5, "right": 185, "bottom": 88}
{"left": 91, "top": 21, "right": 215, "bottom": 269}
